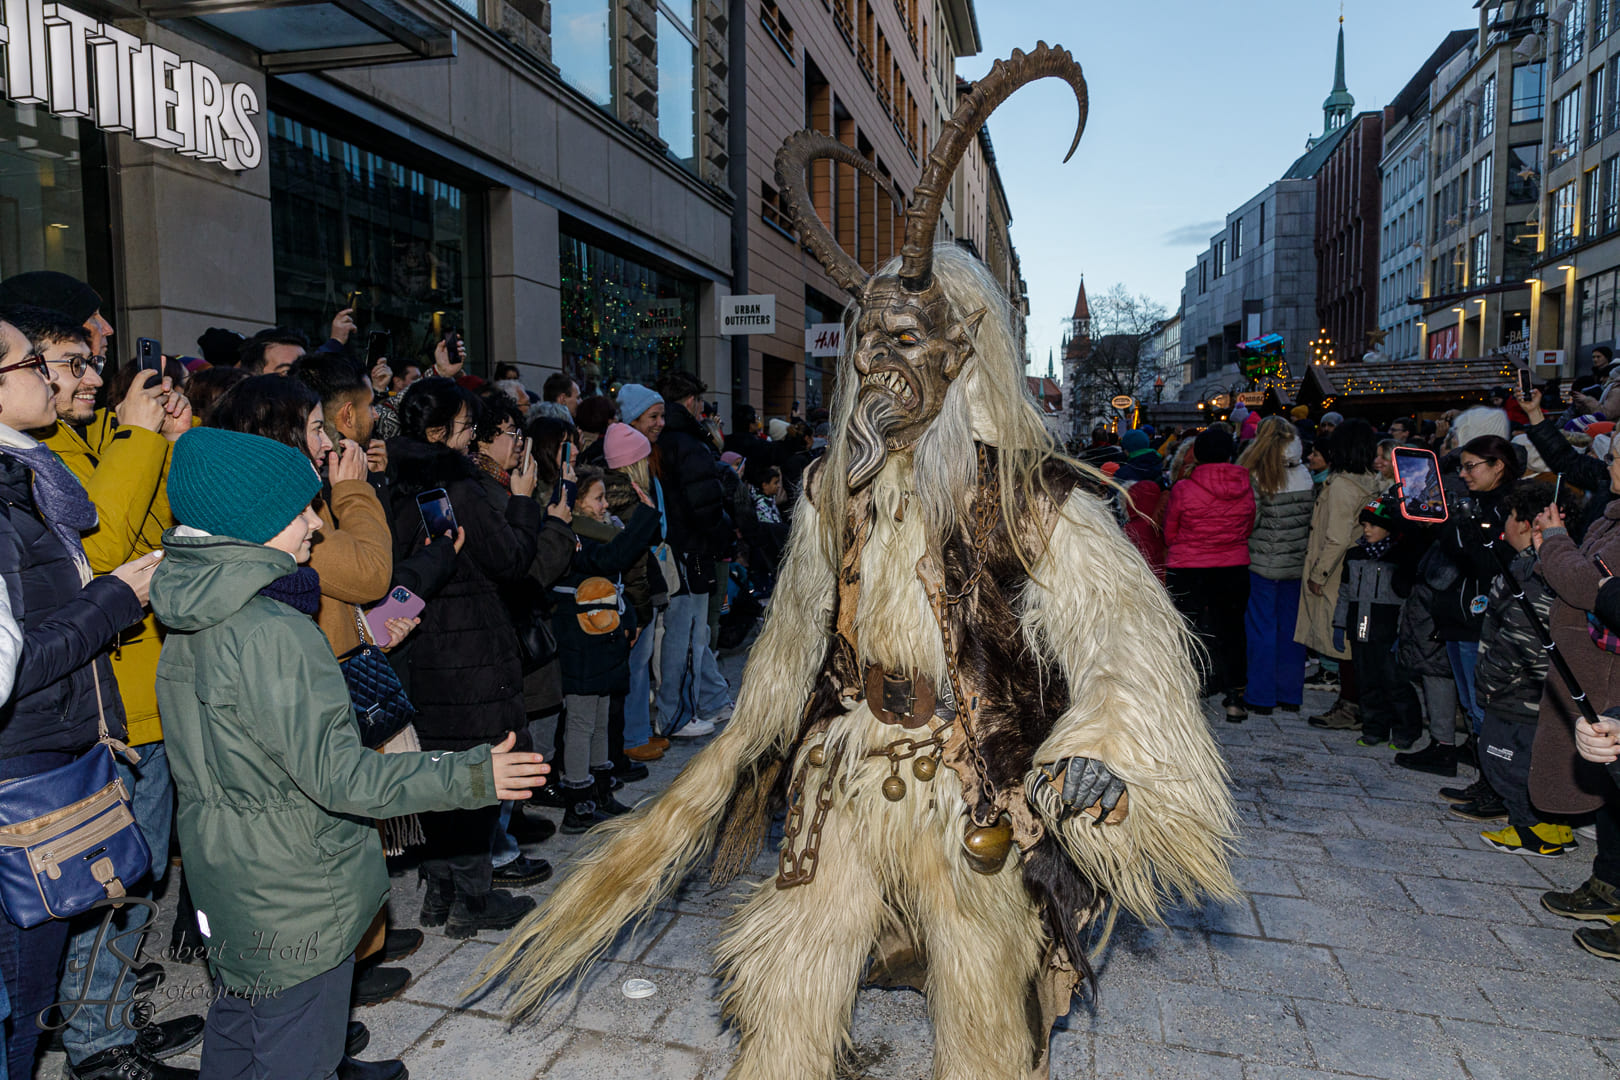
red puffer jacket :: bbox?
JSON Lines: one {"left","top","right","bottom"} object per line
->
{"left": 1163, "top": 463, "right": 1257, "bottom": 568}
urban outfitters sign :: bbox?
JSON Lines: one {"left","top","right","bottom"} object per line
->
{"left": 0, "top": 0, "right": 261, "bottom": 170}
{"left": 720, "top": 294, "right": 775, "bottom": 335}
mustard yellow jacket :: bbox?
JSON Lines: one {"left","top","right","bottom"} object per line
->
{"left": 43, "top": 410, "right": 172, "bottom": 744}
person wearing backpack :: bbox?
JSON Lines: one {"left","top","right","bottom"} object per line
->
{"left": 552, "top": 467, "right": 660, "bottom": 832}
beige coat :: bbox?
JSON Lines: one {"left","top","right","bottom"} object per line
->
{"left": 1294, "top": 470, "right": 1383, "bottom": 658}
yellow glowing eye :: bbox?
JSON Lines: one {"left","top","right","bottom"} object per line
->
{"left": 897, "top": 332, "right": 920, "bottom": 346}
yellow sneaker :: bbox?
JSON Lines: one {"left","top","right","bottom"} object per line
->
{"left": 1531, "top": 822, "right": 1576, "bottom": 848}
{"left": 1482, "top": 823, "right": 1573, "bottom": 858}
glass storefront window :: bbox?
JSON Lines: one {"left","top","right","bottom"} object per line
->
{"left": 0, "top": 104, "right": 110, "bottom": 298}
{"left": 267, "top": 112, "right": 486, "bottom": 372}
{"left": 560, "top": 229, "right": 697, "bottom": 393}
{"left": 657, "top": 8, "right": 697, "bottom": 165}
{"left": 553, "top": 0, "right": 614, "bottom": 107}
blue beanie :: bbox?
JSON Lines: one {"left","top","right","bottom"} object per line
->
{"left": 168, "top": 428, "right": 321, "bottom": 543}
{"left": 1120, "top": 430, "right": 1151, "bottom": 455}
{"left": 616, "top": 383, "right": 663, "bottom": 423}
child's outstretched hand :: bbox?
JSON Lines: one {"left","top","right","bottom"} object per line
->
{"left": 490, "top": 731, "right": 550, "bottom": 800}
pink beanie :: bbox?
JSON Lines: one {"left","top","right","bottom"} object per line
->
{"left": 603, "top": 422, "right": 651, "bottom": 469}
{"left": 1241, "top": 412, "right": 1261, "bottom": 441}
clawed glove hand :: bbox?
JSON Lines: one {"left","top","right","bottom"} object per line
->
{"left": 1040, "top": 756, "right": 1128, "bottom": 827}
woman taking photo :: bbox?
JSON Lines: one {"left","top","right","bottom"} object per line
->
{"left": 1238, "top": 416, "right": 1314, "bottom": 715}
{"left": 1298, "top": 419, "right": 1384, "bottom": 731}
{"left": 1394, "top": 433, "right": 1517, "bottom": 776}
{"left": 387, "top": 377, "right": 544, "bottom": 937}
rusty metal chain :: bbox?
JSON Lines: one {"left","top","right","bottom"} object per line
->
{"left": 776, "top": 746, "right": 842, "bottom": 887}
{"left": 940, "top": 445, "right": 1001, "bottom": 607}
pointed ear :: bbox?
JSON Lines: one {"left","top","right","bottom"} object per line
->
{"left": 943, "top": 308, "right": 989, "bottom": 378}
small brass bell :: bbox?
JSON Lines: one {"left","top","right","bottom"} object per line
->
{"left": 912, "top": 756, "right": 938, "bottom": 781}
{"left": 807, "top": 745, "right": 827, "bottom": 767}
{"left": 962, "top": 815, "right": 1014, "bottom": 874}
{"left": 881, "top": 774, "right": 907, "bottom": 801}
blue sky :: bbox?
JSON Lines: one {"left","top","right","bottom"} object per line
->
{"left": 956, "top": 0, "right": 1480, "bottom": 373}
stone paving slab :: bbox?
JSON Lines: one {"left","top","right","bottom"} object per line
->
{"left": 32, "top": 665, "right": 1620, "bottom": 1079}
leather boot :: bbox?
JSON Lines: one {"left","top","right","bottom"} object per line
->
{"left": 1394, "top": 738, "right": 1458, "bottom": 777}
{"left": 418, "top": 870, "right": 454, "bottom": 927}
{"left": 1307, "top": 699, "right": 1361, "bottom": 730}
{"left": 444, "top": 888, "right": 536, "bottom": 939}
{"left": 561, "top": 785, "right": 607, "bottom": 834}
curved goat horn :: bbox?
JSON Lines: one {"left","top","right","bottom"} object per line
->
{"left": 774, "top": 131, "right": 895, "bottom": 295}
{"left": 900, "top": 42, "right": 1089, "bottom": 291}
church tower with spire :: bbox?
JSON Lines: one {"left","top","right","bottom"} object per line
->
{"left": 1309, "top": 16, "right": 1355, "bottom": 149}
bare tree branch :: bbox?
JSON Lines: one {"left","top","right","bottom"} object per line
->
{"left": 1064, "top": 284, "right": 1171, "bottom": 431}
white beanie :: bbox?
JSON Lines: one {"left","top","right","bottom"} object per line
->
{"left": 1451, "top": 406, "right": 1510, "bottom": 447}
{"left": 1595, "top": 433, "right": 1613, "bottom": 463}
{"left": 1512, "top": 433, "right": 1548, "bottom": 475}
{"left": 768, "top": 417, "right": 789, "bottom": 441}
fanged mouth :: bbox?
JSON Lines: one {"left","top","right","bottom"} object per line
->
{"left": 862, "top": 369, "right": 917, "bottom": 409}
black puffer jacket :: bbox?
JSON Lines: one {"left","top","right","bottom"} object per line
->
{"left": 1422, "top": 477, "right": 1510, "bottom": 642}
{"left": 0, "top": 452, "right": 142, "bottom": 758}
{"left": 656, "top": 403, "right": 732, "bottom": 584}
{"left": 384, "top": 439, "right": 542, "bottom": 751}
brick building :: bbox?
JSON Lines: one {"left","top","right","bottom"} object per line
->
{"left": 1315, "top": 110, "right": 1385, "bottom": 363}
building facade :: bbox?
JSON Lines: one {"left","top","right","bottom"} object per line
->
{"left": 738, "top": 0, "right": 985, "bottom": 418}
{"left": 1315, "top": 110, "right": 1384, "bottom": 363}
{"left": 1378, "top": 31, "right": 1476, "bottom": 362}
{"left": 0, "top": 0, "right": 744, "bottom": 406}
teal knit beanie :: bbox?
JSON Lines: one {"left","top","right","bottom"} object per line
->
{"left": 169, "top": 428, "right": 321, "bottom": 543}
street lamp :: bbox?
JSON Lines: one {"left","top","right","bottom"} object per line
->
{"left": 1153, "top": 375, "right": 1165, "bottom": 404}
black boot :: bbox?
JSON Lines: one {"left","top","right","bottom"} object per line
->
{"left": 1394, "top": 739, "right": 1458, "bottom": 777}
{"left": 418, "top": 869, "right": 454, "bottom": 927}
{"left": 337, "top": 1056, "right": 407, "bottom": 1080}
{"left": 591, "top": 765, "right": 634, "bottom": 816}
{"left": 1456, "top": 733, "right": 1480, "bottom": 770}
{"left": 444, "top": 888, "right": 536, "bottom": 939}
{"left": 68, "top": 1045, "right": 199, "bottom": 1079}
{"left": 507, "top": 804, "right": 556, "bottom": 844}
{"left": 561, "top": 785, "right": 607, "bottom": 834}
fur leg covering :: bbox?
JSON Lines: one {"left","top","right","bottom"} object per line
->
{"left": 1021, "top": 490, "right": 1239, "bottom": 921}
{"left": 910, "top": 832, "right": 1045, "bottom": 1080}
{"left": 471, "top": 500, "right": 838, "bottom": 1016}
{"left": 715, "top": 794, "right": 887, "bottom": 1080}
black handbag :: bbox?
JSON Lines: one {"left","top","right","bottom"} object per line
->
{"left": 339, "top": 607, "right": 416, "bottom": 749}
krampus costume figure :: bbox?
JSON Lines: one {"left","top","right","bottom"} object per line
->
{"left": 477, "top": 44, "right": 1236, "bottom": 1078}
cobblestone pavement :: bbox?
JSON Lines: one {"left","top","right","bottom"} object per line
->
{"left": 38, "top": 658, "right": 1620, "bottom": 1079}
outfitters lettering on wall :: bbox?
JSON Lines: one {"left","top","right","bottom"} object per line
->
{"left": 0, "top": 0, "right": 261, "bottom": 169}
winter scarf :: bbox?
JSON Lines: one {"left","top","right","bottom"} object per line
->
{"left": 1357, "top": 536, "right": 1394, "bottom": 562}
{"left": 1, "top": 436, "right": 96, "bottom": 583}
{"left": 258, "top": 566, "right": 322, "bottom": 615}
{"left": 475, "top": 452, "right": 511, "bottom": 489}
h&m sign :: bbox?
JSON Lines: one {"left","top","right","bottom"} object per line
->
{"left": 0, "top": 0, "right": 262, "bottom": 170}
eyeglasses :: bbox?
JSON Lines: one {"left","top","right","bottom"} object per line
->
{"left": 1458, "top": 460, "right": 1493, "bottom": 474}
{"left": 0, "top": 354, "right": 50, "bottom": 380}
{"left": 47, "top": 354, "right": 105, "bottom": 379}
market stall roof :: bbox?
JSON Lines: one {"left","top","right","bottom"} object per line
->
{"left": 1301, "top": 357, "right": 1520, "bottom": 407}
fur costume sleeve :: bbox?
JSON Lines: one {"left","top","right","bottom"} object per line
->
{"left": 471, "top": 491, "right": 839, "bottom": 1016}
{"left": 1021, "top": 488, "right": 1237, "bottom": 923}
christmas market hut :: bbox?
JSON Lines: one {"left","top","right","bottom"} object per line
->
{"left": 1299, "top": 357, "right": 1521, "bottom": 425}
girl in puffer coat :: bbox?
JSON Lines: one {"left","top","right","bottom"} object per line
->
{"left": 1237, "top": 417, "right": 1314, "bottom": 715}
{"left": 1164, "top": 428, "right": 1257, "bottom": 720}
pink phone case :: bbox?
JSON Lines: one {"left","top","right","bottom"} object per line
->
{"left": 365, "top": 587, "right": 426, "bottom": 645}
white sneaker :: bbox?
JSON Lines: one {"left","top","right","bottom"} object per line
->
{"left": 702, "top": 701, "right": 735, "bottom": 724}
{"left": 669, "top": 719, "right": 716, "bottom": 738}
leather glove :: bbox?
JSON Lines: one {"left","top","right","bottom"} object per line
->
{"left": 1039, "top": 756, "right": 1128, "bottom": 827}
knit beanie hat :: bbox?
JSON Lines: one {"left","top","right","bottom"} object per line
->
{"left": 603, "top": 422, "right": 652, "bottom": 469}
{"left": 196, "top": 327, "right": 246, "bottom": 368}
{"left": 1319, "top": 411, "right": 1344, "bottom": 427}
{"left": 1193, "top": 428, "right": 1234, "bottom": 464}
{"left": 1589, "top": 421, "right": 1616, "bottom": 437}
{"left": 1290, "top": 405, "right": 1310, "bottom": 421}
{"left": 1595, "top": 434, "right": 1613, "bottom": 463}
{"left": 616, "top": 383, "right": 662, "bottom": 423}
{"left": 1120, "top": 429, "right": 1151, "bottom": 455}
{"left": 720, "top": 450, "right": 744, "bottom": 467}
{"left": 768, "top": 418, "right": 789, "bottom": 441}
{"left": 1358, "top": 495, "right": 1400, "bottom": 531}
{"left": 168, "top": 428, "right": 321, "bottom": 543}
{"left": 0, "top": 270, "right": 102, "bottom": 324}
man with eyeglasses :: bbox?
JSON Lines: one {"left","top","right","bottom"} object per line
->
{"left": 0, "top": 305, "right": 202, "bottom": 1079}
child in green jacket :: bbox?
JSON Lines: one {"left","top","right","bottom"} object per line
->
{"left": 152, "top": 427, "right": 548, "bottom": 1080}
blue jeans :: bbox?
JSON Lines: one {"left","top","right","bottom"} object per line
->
{"left": 655, "top": 592, "right": 727, "bottom": 734}
{"left": 59, "top": 743, "right": 175, "bottom": 1064}
{"left": 624, "top": 616, "right": 657, "bottom": 748}
{"left": 490, "top": 802, "right": 518, "bottom": 869}
{"left": 1244, "top": 574, "right": 1306, "bottom": 708}
{"left": 1447, "top": 640, "right": 1483, "bottom": 734}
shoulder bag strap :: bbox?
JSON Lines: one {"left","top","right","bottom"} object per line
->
{"left": 353, "top": 604, "right": 376, "bottom": 646}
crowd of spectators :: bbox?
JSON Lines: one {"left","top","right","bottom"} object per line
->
{"left": 0, "top": 271, "right": 824, "bottom": 1080}
{"left": 1094, "top": 357, "right": 1620, "bottom": 968}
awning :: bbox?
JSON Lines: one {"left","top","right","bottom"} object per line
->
{"left": 1301, "top": 357, "right": 1519, "bottom": 408}
{"left": 140, "top": 0, "right": 458, "bottom": 73}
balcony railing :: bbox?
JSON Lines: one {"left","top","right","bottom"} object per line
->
{"left": 833, "top": 2, "right": 854, "bottom": 48}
